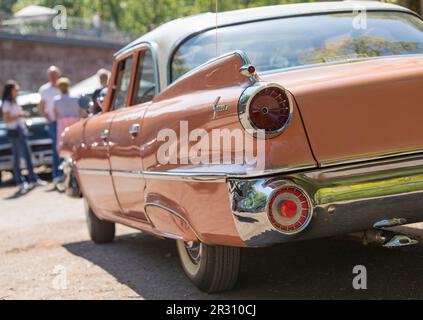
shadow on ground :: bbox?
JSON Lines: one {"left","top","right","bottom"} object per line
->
{"left": 64, "top": 226, "right": 423, "bottom": 300}
{"left": 1, "top": 171, "right": 53, "bottom": 200}
{"left": 0, "top": 170, "right": 52, "bottom": 188}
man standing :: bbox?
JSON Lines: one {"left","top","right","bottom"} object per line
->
{"left": 91, "top": 68, "right": 110, "bottom": 114}
{"left": 39, "top": 66, "right": 62, "bottom": 185}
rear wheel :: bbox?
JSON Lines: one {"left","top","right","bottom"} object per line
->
{"left": 84, "top": 199, "right": 115, "bottom": 244}
{"left": 176, "top": 240, "right": 241, "bottom": 293}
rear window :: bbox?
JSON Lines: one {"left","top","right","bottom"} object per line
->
{"left": 171, "top": 11, "right": 423, "bottom": 82}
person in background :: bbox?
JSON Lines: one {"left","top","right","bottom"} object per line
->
{"left": 39, "top": 66, "right": 62, "bottom": 185}
{"left": 91, "top": 69, "right": 110, "bottom": 114}
{"left": 1, "top": 81, "right": 47, "bottom": 191}
{"left": 92, "top": 12, "right": 103, "bottom": 38}
{"left": 54, "top": 77, "right": 88, "bottom": 155}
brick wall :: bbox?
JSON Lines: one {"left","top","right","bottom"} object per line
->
{"left": 0, "top": 33, "right": 122, "bottom": 93}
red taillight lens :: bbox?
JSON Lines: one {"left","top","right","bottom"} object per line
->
{"left": 268, "top": 186, "right": 312, "bottom": 235}
{"left": 247, "top": 65, "right": 256, "bottom": 74}
{"left": 248, "top": 86, "right": 291, "bottom": 134}
{"left": 279, "top": 200, "right": 298, "bottom": 219}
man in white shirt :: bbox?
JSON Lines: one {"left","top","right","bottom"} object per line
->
{"left": 39, "top": 66, "right": 62, "bottom": 184}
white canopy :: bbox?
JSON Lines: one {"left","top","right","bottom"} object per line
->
{"left": 14, "top": 5, "right": 57, "bottom": 18}
{"left": 2, "top": 5, "right": 57, "bottom": 25}
{"left": 70, "top": 74, "right": 103, "bottom": 97}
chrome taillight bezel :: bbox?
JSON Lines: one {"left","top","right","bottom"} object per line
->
{"left": 266, "top": 184, "right": 313, "bottom": 235}
{"left": 238, "top": 82, "right": 294, "bottom": 139}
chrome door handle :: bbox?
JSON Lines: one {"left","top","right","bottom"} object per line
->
{"left": 129, "top": 124, "right": 141, "bottom": 136}
{"left": 100, "top": 129, "right": 109, "bottom": 140}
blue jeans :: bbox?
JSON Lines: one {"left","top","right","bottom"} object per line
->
{"left": 9, "top": 126, "right": 38, "bottom": 184}
{"left": 48, "top": 122, "right": 62, "bottom": 179}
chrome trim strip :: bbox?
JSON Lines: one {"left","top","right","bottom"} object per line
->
{"left": 142, "top": 171, "right": 226, "bottom": 182}
{"left": 78, "top": 168, "right": 111, "bottom": 176}
{"left": 144, "top": 202, "right": 201, "bottom": 241}
{"left": 114, "top": 40, "right": 162, "bottom": 94}
{"left": 76, "top": 164, "right": 317, "bottom": 182}
{"left": 80, "top": 154, "right": 423, "bottom": 182}
{"left": 319, "top": 149, "right": 423, "bottom": 168}
{"left": 77, "top": 153, "right": 423, "bottom": 179}
{"left": 111, "top": 170, "right": 142, "bottom": 178}
{"left": 167, "top": 50, "right": 252, "bottom": 89}
{"left": 228, "top": 164, "right": 316, "bottom": 179}
{"left": 153, "top": 231, "right": 185, "bottom": 241}
{"left": 111, "top": 169, "right": 226, "bottom": 182}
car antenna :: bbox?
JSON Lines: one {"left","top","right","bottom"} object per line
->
{"left": 215, "top": 0, "right": 218, "bottom": 57}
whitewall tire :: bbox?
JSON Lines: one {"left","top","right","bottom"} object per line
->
{"left": 176, "top": 240, "right": 241, "bottom": 293}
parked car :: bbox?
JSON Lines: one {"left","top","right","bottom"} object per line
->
{"left": 60, "top": 1, "right": 423, "bottom": 292}
{"left": 0, "top": 93, "right": 52, "bottom": 185}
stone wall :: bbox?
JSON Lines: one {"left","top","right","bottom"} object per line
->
{"left": 0, "top": 32, "right": 122, "bottom": 93}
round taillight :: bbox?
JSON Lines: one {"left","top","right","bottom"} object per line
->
{"left": 268, "top": 186, "right": 313, "bottom": 235}
{"left": 238, "top": 83, "right": 293, "bottom": 139}
{"left": 249, "top": 86, "right": 291, "bottom": 133}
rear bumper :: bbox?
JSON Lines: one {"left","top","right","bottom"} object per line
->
{"left": 229, "top": 155, "right": 423, "bottom": 247}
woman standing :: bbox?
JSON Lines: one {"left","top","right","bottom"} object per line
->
{"left": 54, "top": 77, "right": 87, "bottom": 156}
{"left": 1, "top": 80, "right": 46, "bottom": 191}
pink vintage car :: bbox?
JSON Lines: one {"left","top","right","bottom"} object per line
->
{"left": 61, "top": 1, "right": 423, "bottom": 292}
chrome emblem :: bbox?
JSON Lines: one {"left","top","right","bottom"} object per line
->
{"left": 212, "top": 96, "right": 230, "bottom": 120}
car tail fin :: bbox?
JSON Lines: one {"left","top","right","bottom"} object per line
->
{"left": 154, "top": 50, "right": 258, "bottom": 102}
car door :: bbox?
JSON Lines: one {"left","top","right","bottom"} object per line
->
{"left": 78, "top": 113, "right": 120, "bottom": 219}
{"left": 76, "top": 54, "right": 136, "bottom": 219}
{"left": 108, "top": 48, "right": 157, "bottom": 222}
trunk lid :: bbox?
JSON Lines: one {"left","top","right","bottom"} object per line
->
{"left": 262, "top": 55, "right": 423, "bottom": 166}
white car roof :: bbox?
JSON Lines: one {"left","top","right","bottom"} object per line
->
{"left": 117, "top": 1, "right": 416, "bottom": 90}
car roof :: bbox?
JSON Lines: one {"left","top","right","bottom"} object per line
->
{"left": 116, "top": 1, "right": 416, "bottom": 90}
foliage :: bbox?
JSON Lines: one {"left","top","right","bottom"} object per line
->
{"left": 0, "top": 0, "right": 18, "bottom": 15}
{"left": 1, "top": 0, "right": 420, "bottom": 36}
{"left": 301, "top": 35, "right": 422, "bottom": 65}
{"left": 381, "top": 0, "right": 420, "bottom": 14}
{"left": 5, "top": 0, "right": 315, "bottom": 35}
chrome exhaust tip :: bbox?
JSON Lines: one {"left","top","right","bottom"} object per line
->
{"left": 373, "top": 218, "right": 408, "bottom": 229}
{"left": 383, "top": 235, "right": 419, "bottom": 248}
{"left": 353, "top": 230, "right": 419, "bottom": 248}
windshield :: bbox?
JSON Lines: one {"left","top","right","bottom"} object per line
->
{"left": 171, "top": 11, "right": 423, "bottom": 82}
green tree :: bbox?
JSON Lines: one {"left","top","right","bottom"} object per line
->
{"left": 11, "top": 0, "right": 318, "bottom": 34}
{"left": 381, "top": 0, "right": 420, "bottom": 14}
{"left": 0, "top": 0, "right": 18, "bottom": 15}
{"left": 9, "top": 0, "right": 419, "bottom": 36}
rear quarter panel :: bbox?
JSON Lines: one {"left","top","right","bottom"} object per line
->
{"left": 138, "top": 52, "right": 316, "bottom": 246}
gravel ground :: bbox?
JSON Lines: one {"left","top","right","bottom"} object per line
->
{"left": 2, "top": 172, "right": 423, "bottom": 300}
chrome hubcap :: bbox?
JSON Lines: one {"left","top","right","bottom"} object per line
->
{"left": 184, "top": 241, "right": 201, "bottom": 265}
